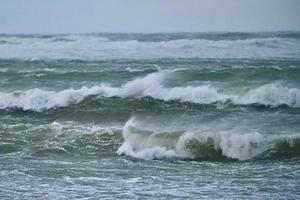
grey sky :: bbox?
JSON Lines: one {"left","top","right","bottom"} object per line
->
{"left": 0, "top": 0, "right": 299, "bottom": 33}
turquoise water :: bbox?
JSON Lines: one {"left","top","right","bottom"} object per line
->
{"left": 0, "top": 32, "right": 300, "bottom": 199}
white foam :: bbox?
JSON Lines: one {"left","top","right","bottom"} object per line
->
{"left": 117, "top": 141, "right": 177, "bottom": 160}
{"left": 125, "top": 67, "right": 144, "bottom": 72}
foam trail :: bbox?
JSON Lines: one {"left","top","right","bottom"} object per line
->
{"left": 0, "top": 71, "right": 300, "bottom": 111}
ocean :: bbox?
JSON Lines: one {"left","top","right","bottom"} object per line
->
{"left": 0, "top": 32, "right": 300, "bottom": 199}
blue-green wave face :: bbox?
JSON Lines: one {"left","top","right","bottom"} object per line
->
{"left": 1, "top": 32, "right": 300, "bottom": 199}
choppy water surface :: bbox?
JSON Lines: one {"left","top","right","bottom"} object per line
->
{"left": 1, "top": 32, "right": 300, "bottom": 199}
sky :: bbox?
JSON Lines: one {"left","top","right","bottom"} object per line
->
{"left": 0, "top": 0, "right": 300, "bottom": 34}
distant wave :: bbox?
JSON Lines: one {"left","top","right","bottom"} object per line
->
{"left": 0, "top": 34, "right": 299, "bottom": 60}
{"left": 0, "top": 71, "right": 300, "bottom": 111}
{"left": 117, "top": 118, "right": 300, "bottom": 161}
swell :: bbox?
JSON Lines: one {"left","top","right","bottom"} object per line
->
{"left": 117, "top": 118, "right": 300, "bottom": 161}
{"left": 1, "top": 71, "right": 300, "bottom": 111}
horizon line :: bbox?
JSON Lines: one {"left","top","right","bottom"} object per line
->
{"left": 1, "top": 30, "right": 300, "bottom": 35}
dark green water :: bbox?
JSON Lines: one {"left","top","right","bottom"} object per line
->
{"left": 0, "top": 32, "right": 300, "bottom": 199}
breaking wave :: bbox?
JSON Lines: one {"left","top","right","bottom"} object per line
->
{"left": 0, "top": 71, "right": 300, "bottom": 111}
{"left": 117, "top": 118, "right": 300, "bottom": 161}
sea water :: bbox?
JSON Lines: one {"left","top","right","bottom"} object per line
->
{"left": 0, "top": 32, "right": 300, "bottom": 199}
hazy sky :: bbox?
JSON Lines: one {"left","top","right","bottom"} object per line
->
{"left": 1, "top": 0, "right": 300, "bottom": 33}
